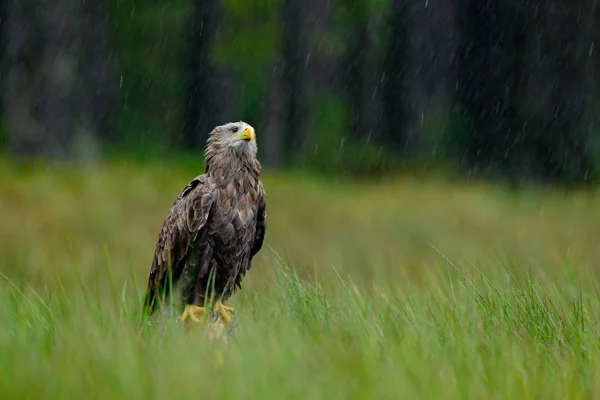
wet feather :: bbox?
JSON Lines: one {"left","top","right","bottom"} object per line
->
{"left": 143, "top": 121, "right": 266, "bottom": 316}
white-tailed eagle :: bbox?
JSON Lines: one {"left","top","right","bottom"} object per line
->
{"left": 143, "top": 121, "right": 267, "bottom": 325}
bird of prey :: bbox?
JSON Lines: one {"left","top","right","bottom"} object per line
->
{"left": 143, "top": 121, "right": 266, "bottom": 325}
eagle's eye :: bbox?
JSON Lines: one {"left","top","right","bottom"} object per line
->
{"left": 231, "top": 126, "right": 239, "bottom": 133}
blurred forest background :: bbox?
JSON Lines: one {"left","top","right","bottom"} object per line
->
{"left": 1, "top": 0, "right": 599, "bottom": 185}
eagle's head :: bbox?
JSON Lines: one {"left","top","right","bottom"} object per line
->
{"left": 206, "top": 121, "right": 257, "bottom": 157}
{"left": 204, "top": 121, "right": 260, "bottom": 174}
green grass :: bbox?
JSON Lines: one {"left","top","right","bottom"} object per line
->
{"left": 1, "top": 157, "right": 600, "bottom": 398}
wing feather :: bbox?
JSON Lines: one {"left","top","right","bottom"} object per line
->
{"left": 143, "top": 174, "right": 215, "bottom": 314}
{"left": 250, "top": 182, "right": 267, "bottom": 260}
{"left": 234, "top": 182, "right": 266, "bottom": 290}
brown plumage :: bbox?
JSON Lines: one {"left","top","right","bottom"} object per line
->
{"left": 143, "top": 121, "right": 266, "bottom": 323}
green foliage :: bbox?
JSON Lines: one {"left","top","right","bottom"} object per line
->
{"left": 214, "top": 0, "right": 281, "bottom": 125}
{"left": 101, "top": 0, "right": 522, "bottom": 183}
{"left": 420, "top": 109, "right": 472, "bottom": 161}
{"left": 300, "top": 96, "right": 398, "bottom": 179}
{"left": 105, "top": 0, "right": 412, "bottom": 173}
{"left": 109, "top": 0, "right": 191, "bottom": 148}
{"left": 108, "top": 0, "right": 284, "bottom": 149}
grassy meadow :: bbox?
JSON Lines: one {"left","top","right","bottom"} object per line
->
{"left": 1, "top": 157, "right": 600, "bottom": 398}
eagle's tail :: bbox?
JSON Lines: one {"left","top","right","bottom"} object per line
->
{"left": 142, "top": 255, "right": 182, "bottom": 319}
{"left": 142, "top": 256, "right": 162, "bottom": 318}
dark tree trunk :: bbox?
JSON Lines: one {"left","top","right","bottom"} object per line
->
{"left": 508, "top": 0, "right": 596, "bottom": 185}
{"left": 40, "top": 0, "right": 91, "bottom": 159}
{"left": 304, "top": 0, "right": 337, "bottom": 149}
{"left": 381, "top": 0, "right": 409, "bottom": 151}
{"left": 281, "top": 0, "right": 308, "bottom": 163}
{"left": 261, "top": 58, "right": 285, "bottom": 169}
{"left": 454, "top": 0, "right": 523, "bottom": 177}
{"left": 535, "top": 0, "right": 593, "bottom": 183}
{"left": 4, "top": 0, "right": 45, "bottom": 156}
{"left": 4, "top": 0, "right": 108, "bottom": 161}
{"left": 0, "top": 0, "right": 7, "bottom": 118}
{"left": 581, "top": 0, "right": 600, "bottom": 182}
{"left": 182, "top": 0, "right": 220, "bottom": 150}
{"left": 343, "top": 0, "right": 369, "bottom": 142}
{"left": 404, "top": 0, "right": 458, "bottom": 153}
{"left": 81, "top": 0, "right": 115, "bottom": 142}
{"left": 305, "top": 0, "right": 337, "bottom": 96}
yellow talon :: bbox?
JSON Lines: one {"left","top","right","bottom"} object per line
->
{"left": 212, "top": 300, "right": 235, "bottom": 323}
{"left": 180, "top": 304, "right": 206, "bottom": 322}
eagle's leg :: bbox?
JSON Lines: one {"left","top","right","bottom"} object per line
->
{"left": 212, "top": 300, "right": 235, "bottom": 323}
{"left": 180, "top": 304, "right": 206, "bottom": 323}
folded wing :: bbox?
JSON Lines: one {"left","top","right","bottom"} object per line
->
{"left": 143, "top": 175, "right": 216, "bottom": 314}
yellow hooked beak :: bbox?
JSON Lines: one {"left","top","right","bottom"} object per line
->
{"left": 238, "top": 126, "right": 255, "bottom": 142}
